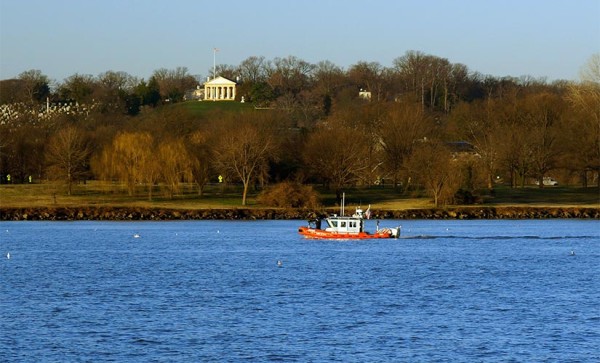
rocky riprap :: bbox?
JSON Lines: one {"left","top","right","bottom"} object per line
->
{"left": 0, "top": 206, "right": 598, "bottom": 221}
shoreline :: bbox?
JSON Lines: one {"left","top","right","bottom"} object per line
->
{"left": 1, "top": 206, "right": 598, "bottom": 221}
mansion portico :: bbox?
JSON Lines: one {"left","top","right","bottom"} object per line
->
{"left": 203, "top": 76, "right": 236, "bottom": 101}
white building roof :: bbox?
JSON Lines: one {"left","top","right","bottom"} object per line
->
{"left": 203, "top": 76, "right": 236, "bottom": 86}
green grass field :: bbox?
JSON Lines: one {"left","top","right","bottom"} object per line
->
{"left": 1, "top": 181, "right": 598, "bottom": 210}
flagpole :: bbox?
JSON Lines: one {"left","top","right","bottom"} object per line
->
{"left": 213, "top": 47, "right": 218, "bottom": 79}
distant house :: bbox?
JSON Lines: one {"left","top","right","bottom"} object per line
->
{"left": 203, "top": 76, "right": 237, "bottom": 101}
{"left": 447, "top": 141, "right": 480, "bottom": 160}
{"left": 358, "top": 89, "right": 371, "bottom": 100}
{"left": 185, "top": 85, "right": 204, "bottom": 101}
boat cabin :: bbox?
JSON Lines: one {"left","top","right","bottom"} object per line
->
{"left": 325, "top": 215, "right": 364, "bottom": 234}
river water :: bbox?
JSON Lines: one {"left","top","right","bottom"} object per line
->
{"left": 1, "top": 219, "right": 598, "bottom": 362}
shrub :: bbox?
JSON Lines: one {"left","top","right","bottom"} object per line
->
{"left": 453, "top": 188, "right": 481, "bottom": 205}
{"left": 257, "top": 181, "right": 320, "bottom": 208}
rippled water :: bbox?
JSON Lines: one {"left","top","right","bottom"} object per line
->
{"left": 1, "top": 219, "right": 599, "bottom": 362}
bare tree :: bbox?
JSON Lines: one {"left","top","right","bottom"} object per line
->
{"left": 211, "top": 115, "right": 278, "bottom": 205}
{"left": 378, "top": 102, "right": 434, "bottom": 187}
{"left": 502, "top": 127, "right": 533, "bottom": 188}
{"left": 94, "top": 70, "right": 137, "bottom": 112}
{"left": 579, "top": 53, "right": 600, "bottom": 82}
{"left": 269, "top": 56, "right": 315, "bottom": 96}
{"left": 302, "top": 120, "right": 371, "bottom": 194}
{"left": 406, "top": 140, "right": 460, "bottom": 207}
{"left": 0, "top": 112, "right": 48, "bottom": 183}
{"left": 489, "top": 92, "right": 535, "bottom": 188}
{"left": 563, "top": 54, "right": 600, "bottom": 187}
{"left": 445, "top": 63, "right": 470, "bottom": 111}
{"left": 151, "top": 67, "right": 197, "bottom": 102}
{"left": 58, "top": 73, "right": 96, "bottom": 103}
{"left": 312, "top": 60, "right": 345, "bottom": 97}
{"left": 347, "top": 61, "right": 385, "bottom": 101}
{"left": 18, "top": 69, "right": 50, "bottom": 105}
{"left": 188, "top": 131, "right": 212, "bottom": 196}
{"left": 45, "top": 126, "right": 91, "bottom": 195}
{"left": 519, "top": 93, "right": 564, "bottom": 187}
{"left": 393, "top": 51, "right": 456, "bottom": 111}
{"left": 237, "top": 56, "right": 269, "bottom": 83}
{"left": 424, "top": 55, "right": 451, "bottom": 110}
{"left": 449, "top": 99, "right": 503, "bottom": 189}
{"left": 393, "top": 51, "right": 429, "bottom": 108}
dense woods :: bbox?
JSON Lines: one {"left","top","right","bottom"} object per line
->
{"left": 1, "top": 52, "right": 599, "bottom": 207}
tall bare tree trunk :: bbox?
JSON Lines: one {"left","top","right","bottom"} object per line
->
{"left": 242, "top": 182, "right": 249, "bottom": 206}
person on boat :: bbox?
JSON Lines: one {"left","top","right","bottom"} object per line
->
{"left": 308, "top": 218, "right": 322, "bottom": 230}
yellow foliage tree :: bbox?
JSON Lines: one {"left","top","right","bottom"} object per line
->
{"left": 93, "top": 132, "right": 154, "bottom": 196}
{"left": 157, "top": 139, "right": 193, "bottom": 199}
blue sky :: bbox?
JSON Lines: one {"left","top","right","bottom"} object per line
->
{"left": 1, "top": 0, "right": 598, "bottom": 83}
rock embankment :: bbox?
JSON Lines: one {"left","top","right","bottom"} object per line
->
{"left": 0, "top": 206, "right": 598, "bottom": 221}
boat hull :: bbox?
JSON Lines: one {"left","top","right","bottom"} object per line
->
{"left": 298, "top": 226, "right": 398, "bottom": 239}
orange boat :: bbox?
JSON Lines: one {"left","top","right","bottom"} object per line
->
{"left": 298, "top": 198, "right": 401, "bottom": 239}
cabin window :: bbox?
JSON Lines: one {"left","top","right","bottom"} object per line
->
{"left": 341, "top": 221, "right": 346, "bottom": 228}
{"left": 330, "top": 221, "right": 337, "bottom": 227}
{"left": 350, "top": 221, "right": 356, "bottom": 228}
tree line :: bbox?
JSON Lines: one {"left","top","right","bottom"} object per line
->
{"left": 0, "top": 51, "right": 598, "bottom": 206}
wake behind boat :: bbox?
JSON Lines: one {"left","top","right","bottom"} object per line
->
{"left": 298, "top": 195, "right": 400, "bottom": 240}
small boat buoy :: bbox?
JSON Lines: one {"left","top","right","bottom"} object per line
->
{"left": 570, "top": 250, "right": 575, "bottom": 256}
{"left": 133, "top": 234, "right": 140, "bottom": 238}
{"left": 6, "top": 252, "right": 10, "bottom": 259}
{"left": 277, "top": 260, "right": 283, "bottom": 267}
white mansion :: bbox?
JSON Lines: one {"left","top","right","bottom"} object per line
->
{"left": 202, "top": 76, "right": 237, "bottom": 101}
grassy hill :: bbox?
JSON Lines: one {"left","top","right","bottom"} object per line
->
{"left": 179, "top": 100, "right": 256, "bottom": 115}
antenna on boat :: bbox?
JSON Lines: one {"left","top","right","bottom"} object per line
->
{"left": 341, "top": 192, "right": 345, "bottom": 216}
